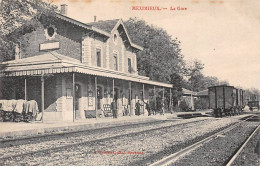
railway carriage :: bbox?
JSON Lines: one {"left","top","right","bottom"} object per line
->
{"left": 208, "top": 85, "right": 245, "bottom": 117}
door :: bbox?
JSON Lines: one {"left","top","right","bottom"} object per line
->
{"left": 97, "top": 86, "right": 102, "bottom": 110}
{"left": 75, "top": 84, "right": 81, "bottom": 113}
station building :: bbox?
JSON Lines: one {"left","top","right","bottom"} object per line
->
{"left": 0, "top": 5, "right": 173, "bottom": 122}
{"left": 181, "top": 88, "right": 196, "bottom": 111}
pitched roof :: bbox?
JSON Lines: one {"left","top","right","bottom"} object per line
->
{"left": 87, "top": 19, "right": 143, "bottom": 50}
{"left": 196, "top": 89, "right": 208, "bottom": 96}
{"left": 87, "top": 19, "right": 119, "bottom": 34}
{"left": 56, "top": 13, "right": 110, "bottom": 36}
{"left": 182, "top": 88, "right": 196, "bottom": 95}
{"left": 2, "top": 52, "right": 80, "bottom": 65}
{"left": 1, "top": 53, "right": 172, "bottom": 88}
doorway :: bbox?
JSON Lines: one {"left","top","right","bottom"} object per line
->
{"left": 75, "top": 84, "right": 81, "bottom": 115}
{"left": 97, "top": 86, "right": 103, "bottom": 110}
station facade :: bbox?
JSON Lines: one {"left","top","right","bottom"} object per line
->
{"left": 0, "top": 5, "right": 173, "bottom": 122}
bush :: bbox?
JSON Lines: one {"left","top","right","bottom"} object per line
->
{"left": 179, "top": 100, "right": 189, "bottom": 112}
{"left": 194, "top": 98, "right": 208, "bottom": 110}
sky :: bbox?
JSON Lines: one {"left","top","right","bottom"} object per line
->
{"left": 47, "top": 0, "right": 260, "bottom": 90}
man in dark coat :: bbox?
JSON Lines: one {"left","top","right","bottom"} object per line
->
{"left": 111, "top": 99, "right": 117, "bottom": 118}
{"left": 135, "top": 100, "right": 142, "bottom": 116}
{"left": 144, "top": 100, "right": 151, "bottom": 116}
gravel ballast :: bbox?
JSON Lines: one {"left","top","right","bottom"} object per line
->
{"left": 0, "top": 116, "right": 244, "bottom": 166}
{"left": 172, "top": 120, "right": 259, "bottom": 166}
{"left": 0, "top": 117, "right": 211, "bottom": 158}
{"left": 232, "top": 116, "right": 260, "bottom": 166}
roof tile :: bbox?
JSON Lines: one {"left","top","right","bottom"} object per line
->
{"left": 87, "top": 19, "right": 119, "bottom": 33}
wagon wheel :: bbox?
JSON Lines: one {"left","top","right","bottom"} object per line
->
{"left": 214, "top": 109, "right": 218, "bottom": 117}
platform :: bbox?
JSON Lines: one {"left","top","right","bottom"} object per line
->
{"left": 0, "top": 110, "right": 213, "bottom": 139}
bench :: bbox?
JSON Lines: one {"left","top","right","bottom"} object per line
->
{"left": 103, "top": 104, "right": 113, "bottom": 117}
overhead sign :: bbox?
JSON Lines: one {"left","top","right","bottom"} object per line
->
{"left": 39, "top": 41, "right": 60, "bottom": 51}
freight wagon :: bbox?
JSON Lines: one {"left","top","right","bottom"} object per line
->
{"left": 208, "top": 85, "right": 245, "bottom": 117}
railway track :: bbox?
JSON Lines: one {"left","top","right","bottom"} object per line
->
{"left": 0, "top": 119, "right": 167, "bottom": 143}
{"left": 0, "top": 117, "right": 211, "bottom": 162}
{"left": 0, "top": 114, "right": 253, "bottom": 165}
{"left": 149, "top": 115, "right": 258, "bottom": 166}
{"left": 226, "top": 117, "right": 260, "bottom": 166}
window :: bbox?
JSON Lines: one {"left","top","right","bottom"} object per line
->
{"left": 44, "top": 25, "right": 56, "bottom": 40}
{"left": 47, "top": 27, "right": 55, "bottom": 37}
{"left": 96, "top": 48, "right": 101, "bottom": 67}
{"left": 113, "top": 53, "right": 118, "bottom": 71}
{"left": 140, "top": 90, "right": 144, "bottom": 100}
{"left": 113, "top": 34, "right": 118, "bottom": 44}
{"left": 128, "top": 58, "right": 132, "bottom": 73}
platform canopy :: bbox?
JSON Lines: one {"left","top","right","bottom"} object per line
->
{"left": 196, "top": 89, "right": 208, "bottom": 97}
{"left": 0, "top": 52, "right": 172, "bottom": 88}
{"left": 182, "top": 88, "right": 197, "bottom": 96}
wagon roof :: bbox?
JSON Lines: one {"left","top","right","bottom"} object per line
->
{"left": 208, "top": 85, "right": 235, "bottom": 89}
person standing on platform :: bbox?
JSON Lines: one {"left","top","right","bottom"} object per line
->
{"left": 111, "top": 99, "right": 117, "bottom": 118}
{"left": 144, "top": 100, "right": 151, "bottom": 116}
{"left": 135, "top": 100, "right": 142, "bottom": 116}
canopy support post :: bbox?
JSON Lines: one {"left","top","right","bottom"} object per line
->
{"left": 24, "top": 78, "right": 27, "bottom": 100}
{"left": 72, "top": 73, "right": 75, "bottom": 122}
{"left": 95, "top": 76, "right": 97, "bottom": 119}
{"left": 129, "top": 81, "right": 132, "bottom": 116}
{"left": 170, "top": 88, "right": 172, "bottom": 112}
{"left": 154, "top": 86, "right": 156, "bottom": 114}
{"left": 41, "top": 75, "right": 44, "bottom": 123}
{"left": 143, "top": 84, "right": 145, "bottom": 116}
{"left": 163, "top": 87, "right": 165, "bottom": 114}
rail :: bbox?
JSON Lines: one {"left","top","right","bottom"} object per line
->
{"left": 149, "top": 115, "right": 255, "bottom": 166}
{"left": 0, "top": 118, "right": 210, "bottom": 161}
{"left": 226, "top": 123, "right": 260, "bottom": 166}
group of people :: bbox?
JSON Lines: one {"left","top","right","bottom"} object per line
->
{"left": 135, "top": 99, "right": 165, "bottom": 116}
{"left": 110, "top": 99, "right": 154, "bottom": 119}
{"left": 135, "top": 100, "right": 152, "bottom": 116}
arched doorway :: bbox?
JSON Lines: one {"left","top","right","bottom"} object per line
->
{"left": 97, "top": 86, "right": 103, "bottom": 110}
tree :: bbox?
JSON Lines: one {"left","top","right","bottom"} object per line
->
{"left": 218, "top": 80, "right": 229, "bottom": 86}
{"left": 125, "top": 18, "right": 190, "bottom": 112}
{"left": 194, "top": 98, "right": 208, "bottom": 110}
{"left": 245, "top": 88, "right": 260, "bottom": 101}
{"left": 125, "top": 18, "right": 185, "bottom": 83}
{"left": 179, "top": 100, "right": 189, "bottom": 112}
{"left": 185, "top": 60, "right": 205, "bottom": 91}
{"left": 0, "top": 0, "right": 57, "bottom": 61}
{"left": 184, "top": 59, "right": 228, "bottom": 91}
{"left": 169, "top": 73, "right": 183, "bottom": 106}
{"left": 124, "top": 18, "right": 232, "bottom": 107}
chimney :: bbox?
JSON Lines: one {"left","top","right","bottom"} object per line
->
{"left": 60, "top": 4, "right": 68, "bottom": 16}
{"left": 94, "top": 16, "right": 97, "bottom": 22}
